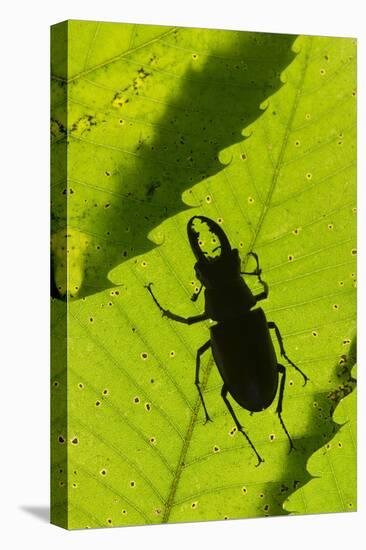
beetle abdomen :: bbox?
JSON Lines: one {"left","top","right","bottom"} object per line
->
{"left": 210, "top": 308, "right": 278, "bottom": 412}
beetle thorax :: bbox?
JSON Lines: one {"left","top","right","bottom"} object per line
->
{"left": 200, "top": 271, "right": 256, "bottom": 321}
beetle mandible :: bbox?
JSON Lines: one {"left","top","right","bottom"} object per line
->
{"left": 146, "top": 216, "right": 309, "bottom": 466}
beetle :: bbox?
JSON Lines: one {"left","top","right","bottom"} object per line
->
{"left": 146, "top": 215, "right": 309, "bottom": 466}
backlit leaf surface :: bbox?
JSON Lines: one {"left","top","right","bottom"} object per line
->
{"left": 51, "top": 22, "right": 356, "bottom": 529}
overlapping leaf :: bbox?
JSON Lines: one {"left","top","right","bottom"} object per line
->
{"left": 285, "top": 356, "right": 356, "bottom": 514}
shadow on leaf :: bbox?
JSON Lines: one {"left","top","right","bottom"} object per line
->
{"left": 51, "top": 30, "right": 297, "bottom": 299}
{"left": 265, "top": 335, "right": 356, "bottom": 516}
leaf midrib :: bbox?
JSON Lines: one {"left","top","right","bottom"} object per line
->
{"left": 162, "top": 361, "right": 214, "bottom": 523}
{"left": 247, "top": 37, "right": 312, "bottom": 255}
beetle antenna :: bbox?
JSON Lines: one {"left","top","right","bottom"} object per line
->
{"left": 242, "top": 251, "right": 261, "bottom": 275}
{"left": 242, "top": 252, "right": 269, "bottom": 300}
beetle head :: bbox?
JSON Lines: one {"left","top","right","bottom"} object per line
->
{"left": 187, "top": 216, "right": 241, "bottom": 287}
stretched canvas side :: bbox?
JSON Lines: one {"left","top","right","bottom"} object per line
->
{"left": 50, "top": 20, "right": 68, "bottom": 529}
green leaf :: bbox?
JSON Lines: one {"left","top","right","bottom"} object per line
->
{"left": 285, "top": 352, "right": 357, "bottom": 514}
{"left": 51, "top": 23, "right": 356, "bottom": 529}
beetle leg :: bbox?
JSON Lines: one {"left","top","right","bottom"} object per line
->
{"left": 145, "top": 283, "right": 208, "bottom": 325}
{"left": 195, "top": 340, "right": 212, "bottom": 423}
{"left": 241, "top": 270, "right": 260, "bottom": 276}
{"left": 276, "top": 364, "right": 296, "bottom": 452}
{"left": 268, "top": 321, "right": 309, "bottom": 386}
{"left": 221, "top": 385, "right": 264, "bottom": 467}
{"left": 162, "top": 310, "right": 208, "bottom": 325}
{"left": 254, "top": 279, "right": 269, "bottom": 303}
{"left": 191, "top": 284, "right": 203, "bottom": 302}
